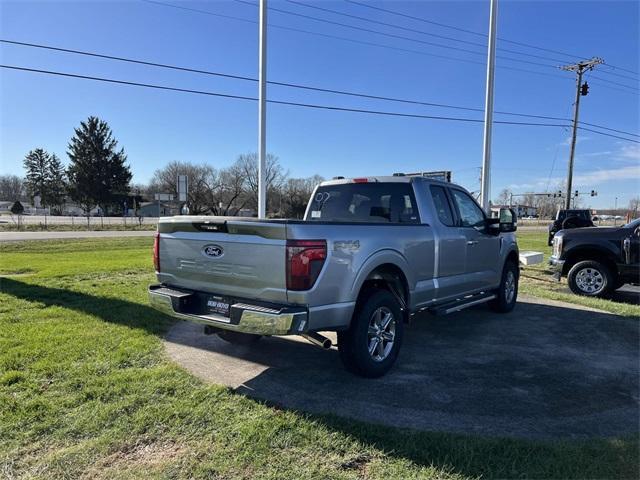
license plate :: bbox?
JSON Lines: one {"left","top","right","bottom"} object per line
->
{"left": 206, "top": 296, "right": 230, "bottom": 317}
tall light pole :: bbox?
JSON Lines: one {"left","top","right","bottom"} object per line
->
{"left": 257, "top": 0, "right": 267, "bottom": 218}
{"left": 560, "top": 57, "right": 603, "bottom": 209}
{"left": 480, "top": 0, "right": 498, "bottom": 212}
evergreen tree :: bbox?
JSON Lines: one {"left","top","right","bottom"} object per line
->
{"left": 67, "top": 116, "right": 132, "bottom": 214}
{"left": 10, "top": 201, "right": 24, "bottom": 215}
{"left": 23, "top": 148, "right": 51, "bottom": 203}
{"left": 47, "top": 154, "right": 67, "bottom": 214}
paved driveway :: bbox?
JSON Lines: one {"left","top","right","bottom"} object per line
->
{"left": 165, "top": 295, "right": 639, "bottom": 439}
{"left": 0, "top": 230, "right": 155, "bottom": 242}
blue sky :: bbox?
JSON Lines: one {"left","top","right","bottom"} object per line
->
{"left": 1, "top": 0, "right": 638, "bottom": 209}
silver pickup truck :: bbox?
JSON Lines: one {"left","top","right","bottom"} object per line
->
{"left": 149, "top": 175, "right": 519, "bottom": 377}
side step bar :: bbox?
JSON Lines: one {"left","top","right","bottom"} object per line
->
{"left": 430, "top": 292, "right": 496, "bottom": 315}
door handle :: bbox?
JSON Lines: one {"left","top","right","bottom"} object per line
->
{"left": 467, "top": 240, "right": 479, "bottom": 245}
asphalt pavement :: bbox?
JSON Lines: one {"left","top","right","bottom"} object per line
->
{"left": 0, "top": 230, "right": 155, "bottom": 242}
{"left": 164, "top": 294, "right": 639, "bottom": 439}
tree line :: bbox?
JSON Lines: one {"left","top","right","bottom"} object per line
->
{"left": 2, "top": 116, "right": 324, "bottom": 218}
{"left": 5, "top": 116, "right": 132, "bottom": 216}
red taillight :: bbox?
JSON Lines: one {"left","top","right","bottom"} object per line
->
{"left": 153, "top": 232, "right": 160, "bottom": 272}
{"left": 286, "top": 240, "right": 327, "bottom": 291}
{"left": 353, "top": 177, "right": 369, "bottom": 183}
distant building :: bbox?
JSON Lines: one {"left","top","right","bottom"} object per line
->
{"left": 138, "top": 202, "right": 180, "bottom": 217}
{"left": 491, "top": 204, "right": 538, "bottom": 218}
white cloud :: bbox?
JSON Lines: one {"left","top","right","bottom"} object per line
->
{"left": 572, "top": 164, "right": 640, "bottom": 185}
{"left": 619, "top": 144, "right": 640, "bottom": 161}
{"left": 559, "top": 135, "right": 590, "bottom": 147}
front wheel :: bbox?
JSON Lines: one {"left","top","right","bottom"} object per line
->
{"left": 567, "top": 260, "right": 613, "bottom": 297}
{"left": 338, "top": 289, "right": 404, "bottom": 378}
{"left": 490, "top": 260, "right": 519, "bottom": 313}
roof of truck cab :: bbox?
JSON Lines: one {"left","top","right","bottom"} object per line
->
{"left": 319, "top": 176, "right": 453, "bottom": 187}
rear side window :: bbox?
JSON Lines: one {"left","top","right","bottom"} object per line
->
{"left": 430, "top": 185, "right": 455, "bottom": 226}
{"left": 307, "top": 183, "right": 420, "bottom": 223}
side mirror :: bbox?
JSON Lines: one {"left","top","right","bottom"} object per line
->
{"left": 498, "top": 208, "right": 517, "bottom": 232}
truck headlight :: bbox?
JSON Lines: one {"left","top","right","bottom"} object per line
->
{"left": 553, "top": 236, "right": 562, "bottom": 257}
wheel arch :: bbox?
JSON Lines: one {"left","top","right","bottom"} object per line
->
{"left": 505, "top": 249, "right": 519, "bottom": 270}
{"left": 563, "top": 246, "right": 618, "bottom": 277}
{"left": 353, "top": 257, "right": 411, "bottom": 322}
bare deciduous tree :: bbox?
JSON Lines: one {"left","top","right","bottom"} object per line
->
{"left": 629, "top": 196, "right": 640, "bottom": 218}
{"left": 150, "top": 161, "right": 214, "bottom": 215}
{"left": 280, "top": 175, "right": 325, "bottom": 218}
{"left": 495, "top": 188, "right": 512, "bottom": 206}
{"left": 235, "top": 153, "right": 287, "bottom": 212}
{"left": 0, "top": 175, "right": 25, "bottom": 202}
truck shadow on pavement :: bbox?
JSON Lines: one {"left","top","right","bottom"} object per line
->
{"left": 3, "top": 277, "right": 639, "bottom": 443}
{"left": 165, "top": 296, "right": 640, "bottom": 440}
{"left": 609, "top": 286, "right": 640, "bottom": 305}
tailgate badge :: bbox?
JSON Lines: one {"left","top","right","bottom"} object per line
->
{"left": 203, "top": 244, "right": 224, "bottom": 258}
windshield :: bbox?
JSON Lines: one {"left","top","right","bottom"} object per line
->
{"left": 306, "top": 183, "right": 420, "bottom": 223}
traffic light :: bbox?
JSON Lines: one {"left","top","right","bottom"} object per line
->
{"left": 591, "top": 190, "right": 597, "bottom": 197}
{"left": 558, "top": 190, "right": 563, "bottom": 197}
{"left": 581, "top": 82, "right": 589, "bottom": 96}
{"left": 575, "top": 190, "right": 579, "bottom": 197}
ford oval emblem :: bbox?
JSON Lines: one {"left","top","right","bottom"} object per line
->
{"left": 203, "top": 244, "right": 224, "bottom": 258}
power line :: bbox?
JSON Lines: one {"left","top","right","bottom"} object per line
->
{"left": 576, "top": 126, "right": 640, "bottom": 143}
{"left": 141, "top": 0, "right": 640, "bottom": 96}
{"left": 344, "top": 0, "right": 639, "bottom": 79}
{"left": 1, "top": 63, "right": 637, "bottom": 144}
{"left": 3, "top": 38, "right": 637, "bottom": 138}
{"left": 232, "top": 0, "right": 565, "bottom": 71}
{"left": 283, "top": 0, "right": 572, "bottom": 65}
{"left": 588, "top": 74, "right": 639, "bottom": 92}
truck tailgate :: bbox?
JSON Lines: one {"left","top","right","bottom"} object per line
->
{"left": 156, "top": 217, "right": 288, "bottom": 303}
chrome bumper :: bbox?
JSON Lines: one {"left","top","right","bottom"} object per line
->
{"left": 149, "top": 285, "right": 308, "bottom": 335}
{"left": 548, "top": 257, "right": 565, "bottom": 280}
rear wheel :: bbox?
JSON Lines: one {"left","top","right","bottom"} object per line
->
{"left": 217, "top": 331, "right": 262, "bottom": 345}
{"left": 490, "top": 260, "right": 519, "bottom": 313}
{"left": 338, "top": 289, "right": 404, "bottom": 378}
{"left": 567, "top": 260, "right": 613, "bottom": 297}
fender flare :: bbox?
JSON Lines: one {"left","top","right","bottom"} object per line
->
{"left": 350, "top": 249, "right": 413, "bottom": 301}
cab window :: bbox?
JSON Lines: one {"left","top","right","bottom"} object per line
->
{"left": 430, "top": 185, "right": 455, "bottom": 226}
{"left": 450, "top": 189, "right": 485, "bottom": 228}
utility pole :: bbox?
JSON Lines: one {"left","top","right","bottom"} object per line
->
{"left": 257, "top": 0, "right": 267, "bottom": 219}
{"left": 480, "top": 0, "right": 498, "bottom": 212}
{"left": 560, "top": 57, "right": 603, "bottom": 209}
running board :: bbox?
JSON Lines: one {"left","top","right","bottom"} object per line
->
{"left": 430, "top": 293, "right": 496, "bottom": 315}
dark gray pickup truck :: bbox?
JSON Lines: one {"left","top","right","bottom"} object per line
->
{"left": 149, "top": 175, "right": 520, "bottom": 377}
{"left": 549, "top": 218, "right": 640, "bottom": 297}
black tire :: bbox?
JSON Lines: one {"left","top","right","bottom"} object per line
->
{"left": 338, "top": 289, "right": 404, "bottom": 378}
{"left": 217, "top": 331, "right": 262, "bottom": 345}
{"left": 548, "top": 233, "right": 554, "bottom": 246}
{"left": 567, "top": 260, "right": 613, "bottom": 297}
{"left": 489, "top": 260, "right": 519, "bottom": 313}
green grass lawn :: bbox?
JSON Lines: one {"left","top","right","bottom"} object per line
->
{"left": 0, "top": 236, "right": 638, "bottom": 479}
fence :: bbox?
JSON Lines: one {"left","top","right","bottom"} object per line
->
{"left": 1, "top": 215, "right": 160, "bottom": 228}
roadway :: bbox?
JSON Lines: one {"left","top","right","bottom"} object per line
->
{"left": 0, "top": 230, "right": 155, "bottom": 242}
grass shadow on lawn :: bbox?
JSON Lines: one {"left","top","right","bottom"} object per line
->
{"left": 1, "top": 277, "right": 173, "bottom": 337}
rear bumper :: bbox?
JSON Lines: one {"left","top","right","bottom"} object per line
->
{"left": 149, "top": 284, "right": 308, "bottom": 335}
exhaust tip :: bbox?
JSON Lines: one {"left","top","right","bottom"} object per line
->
{"left": 302, "top": 332, "right": 332, "bottom": 350}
